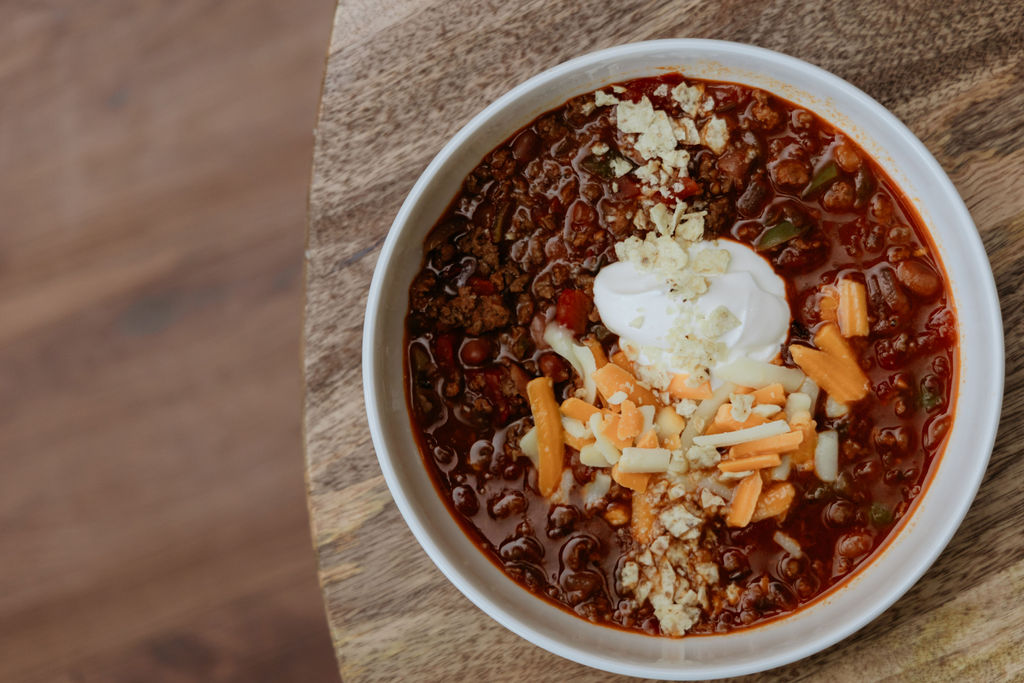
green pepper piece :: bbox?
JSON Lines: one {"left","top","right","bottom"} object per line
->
{"left": 854, "top": 165, "right": 876, "bottom": 207}
{"left": 804, "top": 482, "right": 832, "bottom": 502}
{"left": 580, "top": 151, "right": 633, "bottom": 179}
{"left": 869, "top": 502, "right": 894, "bottom": 526}
{"left": 580, "top": 153, "right": 614, "bottom": 179}
{"left": 920, "top": 387, "right": 943, "bottom": 411}
{"left": 754, "top": 220, "right": 806, "bottom": 251}
{"left": 802, "top": 161, "right": 839, "bottom": 197}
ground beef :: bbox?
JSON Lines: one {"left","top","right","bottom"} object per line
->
{"left": 437, "top": 287, "right": 512, "bottom": 334}
{"left": 458, "top": 223, "right": 502, "bottom": 274}
{"left": 749, "top": 91, "right": 782, "bottom": 130}
{"left": 703, "top": 196, "right": 734, "bottom": 236}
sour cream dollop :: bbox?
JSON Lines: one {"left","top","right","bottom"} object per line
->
{"left": 592, "top": 239, "right": 790, "bottom": 377}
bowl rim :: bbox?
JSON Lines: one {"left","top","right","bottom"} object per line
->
{"left": 361, "top": 38, "right": 1004, "bottom": 678}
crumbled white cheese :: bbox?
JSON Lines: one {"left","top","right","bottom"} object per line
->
{"left": 591, "top": 142, "right": 610, "bottom": 155}
{"left": 633, "top": 160, "right": 660, "bottom": 186}
{"left": 650, "top": 535, "right": 671, "bottom": 556}
{"left": 685, "top": 444, "right": 720, "bottom": 469}
{"left": 616, "top": 96, "right": 655, "bottom": 132}
{"left": 671, "top": 83, "right": 704, "bottom": 117}
{"left": 701, "top": 116, "right": 730, "bottom": 154}
{"left": 660, "top": 505, "right": 702, "bottom": 539}
{"left": 691, "top": 247, "right": 730, "bottom": 275}
{"left": 826, "top": 395, "right": 850, "bottom": 417}
{"left": 611, "top": 85, "right": 627, "bottom": 94}
{"left": 648, "top": 202, "right": 673, "bottom": 236}
{"left": 659, "top": 149, "right": 690, "bottom": 176}
{"left": 654, "top": 83, "right": 669, "bottom": 97}
{"left": 614, "top": 233, "right": 693, "bottom": 288}
{"left": 655, "top": 592, "right": 701, "bottom": 636}
{"left": 752, "top": 403, "right": 783, "bottom": 417}
{"left": 700, "top": 488, "right": 726, "bottom": 509}
{"left": 607, "top": 390, "right": 628, "bottom": 405}
{"left": 667, "top": 482, "right": 689, "bottom": 500}
{"left": 701, "top": 306, "right": 741, "bottom": 339}
{"left": 675, "top": 399, "right": 698, "bottom": 418}
{"left": 594, "top": 90, "right": 619, "bottom": 107}
{"left": 617, "top": 96, "right": 677, "bottom": 160}
{"left": 620, "top": 561, "right": 639, "bottom": 590}
{"left": 609, "top": 157, "right": 633, "bottom": 177}
{"left": 696, "top": 562, "right": 720, "bottom": 585}
{"left": 730, "top": 393, "right": 755, "bottom": 422}
{"left": 675, "top": 211, "right": 706, "bottom": 242}
{"left": 672, "top": 117, "right": 701, "bottom": 145}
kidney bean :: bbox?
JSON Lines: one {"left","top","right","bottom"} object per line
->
{"left": 459, "top": 338, "right": 492, "bottom": 365}
{"left": 896, "top": 260, "right": 941, "bottom": 297}
{"left": 489, "top": 489, "right": 527, "bottom": 519}
{"left": 876, "top": 267, "right": 911, "bottom": 315}
{"left": 771, "top": 158, "right": 810, "bottom": 188}
{"left": 547, "top": 505, "right": 580, "bottom": 539}
{"left": 511, "top": 129, "right": 540, "bottom": 163}
{"left": 538, "top": 352, "right": 570, "bottom": 382}
{"left": 561, "top": 535, "right": 597, "bottom": 572}
{"left": 451, "top": 485, "right": 479, "bottom": 516}
{"left": 499, "top": 535, "right": 544, "bottom": 564}
{"left": 836, "top": 531, "right": 874, "bottom": 558}
{"left": 833, "top": 141, "right": 861, "bottom": 172}
{"left": 824, "top": 500, "right": 857, "bottom": 528}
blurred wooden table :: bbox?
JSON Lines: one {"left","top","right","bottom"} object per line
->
{"left": 0, "top": 2, "right": 339, "bottom": 681}
{"left": 304, "top": 1, "right": 1024, "bottom": 680}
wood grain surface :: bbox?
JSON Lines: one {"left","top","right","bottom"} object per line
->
{"left": 0, "top": 2, "right": 340, "bottom": 681}
{"left": 305, "top": 1, "right": 1024, "bottom": 680}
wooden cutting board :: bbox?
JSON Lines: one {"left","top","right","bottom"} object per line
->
{"left": 304, "top": 1, "right": 1024, "bottom": 680}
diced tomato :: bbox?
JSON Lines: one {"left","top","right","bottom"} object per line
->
{"left": 669, "top": 176, "right": 701, "bottom": 201}
{"left": 482, "top": 367, "right": 512, "bottom": 423}
{"left": 555, "top": 289, "right": 592, "bottom": 336}
{"left": 434, "top": 333, "right": 457, "bottom": 372}
{"left": 613, "top": 175, "right": 641, "bottom": 199}
{"left": 467, "top": 276, "right": 495, "bottom": 295}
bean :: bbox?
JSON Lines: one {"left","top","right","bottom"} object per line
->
{"left": 833, "top": 141, "right": 861, "bottom": 172}
{"left": 511, "top": 129, "right": 540, "bottom": 163}
{"left": 722, "top": 549, "right": 749, "bottom": 576}
{"left": 771, "top": 158, "right": 810, "bottom": 188}
{"left": 562, "top": 535, "right": 597, "bottom": 572}
{"left": 824, "top": 500, "right": 857, "bottom": 527}
{"left": 870, "top": 194, "right": 895, "bottom": 224}
{"left": 836, "top": 531, "right": 873, "bottom": 558}
{"left": 562, "top": 569, "right": 603, "bottom": 596}
{"left": 489, "top": 489, "right": 527, "bottom": 519}
{"left": 896, "top": 260, "right": 941, "bottom": 297}
{"left": 499, "top": 536, "right": 544, "bottom": 564}
{"left": 538, "top": 352, "right": 570, "bottom": 382}
{"left": 822, "top": 180, "right": 854, "bottom": 211}
{"left": 547, "top": 505, "right": 580, "bottom": 539}
{"left": 460, "top": 338, "right": 492, "bottom": 365}
{"left": 451, "top": 485, "right": 479, "bottom": 516}
{"left": 887, "top": 245, "right": 912, "bottom": 263}
{"left": 888, "top": 225, "right": 913, "bottom": 244}
{"left": 877, "top": 267, "right": 911, "bottom": 315}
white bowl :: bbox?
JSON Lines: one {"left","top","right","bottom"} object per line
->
{"left": 362, "top": 40, "right": 1003, "bottom": 679}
